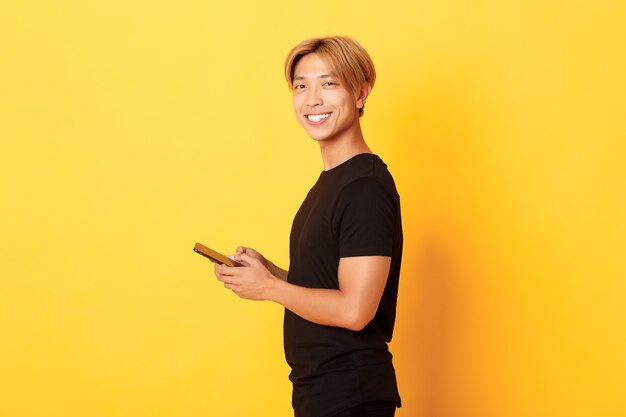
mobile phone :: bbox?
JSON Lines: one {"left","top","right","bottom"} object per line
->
{"left": 193, "top": 243, "right": 242, "bottom": 267}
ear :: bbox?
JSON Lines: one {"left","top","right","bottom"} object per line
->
{"left": 355, "top": 82, "right": 372, "bottom": 110}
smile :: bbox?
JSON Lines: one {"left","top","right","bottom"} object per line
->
{"left": 306, "top": 113, "right": 331, "bottom": 124}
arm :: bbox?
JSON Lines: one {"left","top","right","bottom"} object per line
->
{"left": 269, "top": 263, "right": 289, "bottom": 282}
{"left": 214, "top": 253, "right": 390, "bottom": 331}
{"left": 271, "top": 255, "right": 391, "bottom": 331}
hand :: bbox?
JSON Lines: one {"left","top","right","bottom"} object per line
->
{"left": 214, "top": 252, "right": 277, "bottom": 301}
{"left": 232, "top": 246, "right": 273, "bottom": 272}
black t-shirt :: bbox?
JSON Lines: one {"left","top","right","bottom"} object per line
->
{"left": 285, "top": 153, "right": 403, "bottom": 417}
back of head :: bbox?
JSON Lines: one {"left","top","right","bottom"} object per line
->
{"left": 284, "top": 36, "right": 376, "bottom": 117}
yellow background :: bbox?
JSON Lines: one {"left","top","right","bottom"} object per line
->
{"left": 1, "top": 1, "right": 625, "bottom": 416}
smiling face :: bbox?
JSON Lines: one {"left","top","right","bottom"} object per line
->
{"left": 292, "top": 53, "right": 368, "bottom": 144}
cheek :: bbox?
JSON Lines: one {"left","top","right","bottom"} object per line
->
{"left": 292, "top": 97, "right": 300, "bottom": 112}
{"left": 292, "top": 95, "right": 304, "bottom": 112}
{"left": 329, "top": 91, "right": 353, "bottom": 109}
{"left": 292, "top": 101, "right": 306, "bottom": 126}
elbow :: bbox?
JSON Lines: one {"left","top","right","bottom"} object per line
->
{"left": 343, "top": 308, "right": 375, "bottom": 332}
{"left": 346, "top": 321, "right": 368, "bottom": 332}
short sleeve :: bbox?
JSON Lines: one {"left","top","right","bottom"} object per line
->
{"left": 333, "top": 176, "right": 398, "bottom": 258}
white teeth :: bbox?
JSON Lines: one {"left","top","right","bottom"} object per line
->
{"left": 307, "top": 113, "right": 330, "bottom": 122}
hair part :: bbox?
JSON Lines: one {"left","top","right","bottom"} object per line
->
{"left": 284, "top": 36, "right": 376, "bottom": 117}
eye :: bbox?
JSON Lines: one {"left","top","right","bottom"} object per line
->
{"left": 294, "top": 83, "right": 305, "bottom": 90}
{"left": 323, "top": 81, "right": 335, "bottom": 86}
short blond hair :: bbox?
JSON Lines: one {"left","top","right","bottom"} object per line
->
{"left": 284, "top": 36, "right": 376, "bottom": 117}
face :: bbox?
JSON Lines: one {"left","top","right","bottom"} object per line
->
{"left": 291, "top": 53, "right": 366, "bottom": 143}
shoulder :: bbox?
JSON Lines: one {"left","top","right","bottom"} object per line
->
{"left": 340, "top": 165, "right": 399, "bottom": 203}
{"left": 333, "top": 175, "right": 399, "bottom": 223}
{"left": 329, "top": 154, "right": 400, "bottom": 210}
{"left": 332, "top": 171, "right": 400, "bottom": 254}
{"left": 341, "top": 175, "right": 395, "bottom": 199}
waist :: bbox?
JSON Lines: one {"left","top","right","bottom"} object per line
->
{"left": 291, "top": 363, "right": 402, "bottom": 417}
{"left": 284, "top": 311, "right": 392, "bottom": 381}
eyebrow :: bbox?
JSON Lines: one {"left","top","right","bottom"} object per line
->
{"left": 293, "top": 73, "right": 337, "bottom": 81}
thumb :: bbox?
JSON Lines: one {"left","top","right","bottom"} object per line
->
{"left": 236, "top": 251, "right": 257, "bottom": 266}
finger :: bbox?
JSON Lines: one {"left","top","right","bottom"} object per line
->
{"left": 236, "top": 247, "right": 255, "bottom": 262}
{"left": 237, "top": 252, "right": 258, "bottom": 266}
{"left": 214, "top": 266, "right": 238, "bottom": 282}
{"left": 214, "top": 264, "right": 223, "bottom": 279}
{"left": 217, "top": 273, "right": 239, "bottom": 284}
{"left": 233, "top": 252, "right": 252, "bottom": 266}
{"left": 215, "top": 263, "right": 236, "bottom": 275}
{"left": 224, "top": 283, "right": 244, "bottom": 297}
{"left": 231, "top": 247, "right": 243, "bottom": 262}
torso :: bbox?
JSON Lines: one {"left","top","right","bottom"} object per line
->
{"left": 285, "top": 153, "right": 403, "bottom": 417}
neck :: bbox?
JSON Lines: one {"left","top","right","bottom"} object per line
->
{"left": 319, "top": 125, "right": 372, "bottom": 171}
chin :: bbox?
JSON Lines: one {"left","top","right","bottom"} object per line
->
{"left": 303, "top": 130, "right": 322, "bottom": 140}
{"left": 307, "top": 132, "right": 332, "bottom": 142}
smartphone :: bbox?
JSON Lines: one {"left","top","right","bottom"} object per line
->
{"left": 193, "top": 243, "right": 243, "bottom": 267}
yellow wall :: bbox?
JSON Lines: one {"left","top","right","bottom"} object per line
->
{"left": 1, "top": 1, "right": 624, "bottom": 416}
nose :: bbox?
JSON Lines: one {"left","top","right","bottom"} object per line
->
{"left": 306, "top": 85, "right": 323, "bottom": 107}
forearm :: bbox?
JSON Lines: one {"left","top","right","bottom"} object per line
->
{"left": 267, "top": 279, "right": 366, "bottom": 331}
{"left": 268, "top": 262, "right": 289, "bottom": 281}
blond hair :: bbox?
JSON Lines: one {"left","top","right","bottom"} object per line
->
{"left": 284, "top": 36, "right": 376, "bottom": 117}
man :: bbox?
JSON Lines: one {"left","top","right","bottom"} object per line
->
{"left": 214, "top": 36, "right": 403, "bottom": 417}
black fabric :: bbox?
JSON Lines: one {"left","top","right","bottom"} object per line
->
{"left": 332, "top": 401, "right": 396, "bottom": 417}
{"left": 285, "top": 153, "right": 403, "bottom": 417}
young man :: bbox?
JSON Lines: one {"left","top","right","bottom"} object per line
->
{"left": 214, "top": 36, "right": 403, "bottom": 417}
